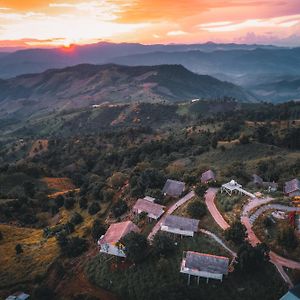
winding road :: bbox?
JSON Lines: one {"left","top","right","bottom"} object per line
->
{"left": 206, "top": 188, "right": 300, "bottom": 287}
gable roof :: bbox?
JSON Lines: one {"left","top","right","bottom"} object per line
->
{"left": 252, "top": 174, "right": 263, "bottom": 185}
{"left": 162, "top": 179, "right": 185, "bottom": 197}
{"left": 284, "top": 179, "right": 300, "bottom": 194}
{"left": 162, "top": 215, "right": 199, "bottom": 232}
{"left": 201, "top": 170, "right": 216, "bottom": 182}
{"left": 133, "top": 199, "right": 164, "bottom": 219}
{"left": 99, "top": 221, "right": 139, "bottom": 245}
{"left": 184, "top": 251, "right": 229, "bottom": 275}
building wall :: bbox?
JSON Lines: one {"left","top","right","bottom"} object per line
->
{"left": 181, "top": 266, "right": 223, "bottom": 281}
{"left": 100, "top": 243, "right": 126, "bottom": 257}
{"left": 161, "top": 225, "right": 194, "bottom": 236}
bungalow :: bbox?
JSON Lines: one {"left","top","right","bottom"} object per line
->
{"left": 98, "top": 221, "right": 139, "bottom": 257}
{"left": 284, "top": 179, "right": 300, "bottom": 197}
{"left": 6, "top": 292, "right": 30, "bottom": 300}
{"left": 180, "top": 251, "right": 229, "bottom": 284}
{"left": 201, "top": 170, "right": 216, "bottom": 184}
{"left": 252, "top": 174, "right": 263, "bottom": 186}
{"left": 132, "top": 198, "right": 165, "bottom": 221}
{"left": 161, "top": 215, "right": 199, "bottom": 237}
{"left": 162, "top": 179, "right": 185, "bottom": 198}
{"left": 280, "top": 284, "right": 300, "bottom": 300}
{"left": 221, "top": 180, "right": 242, "bottom": 196}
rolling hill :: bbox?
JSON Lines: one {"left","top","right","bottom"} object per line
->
{"left": 0, "top": 63, "right": 254, "bottom": 119}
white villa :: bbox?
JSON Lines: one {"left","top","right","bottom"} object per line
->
{"left": 180, "top": 251, "right": 229, "bottom": 284}
{"left": 98, "top": 221, "right": 139, "bottom": 257}
{"left": 221, "top": 180, "right": 255, "bottom": 198}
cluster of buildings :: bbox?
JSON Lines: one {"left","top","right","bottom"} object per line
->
{"left": 98, "top": 171, "right": 230, "bottom": 284}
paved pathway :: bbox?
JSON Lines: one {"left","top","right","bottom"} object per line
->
{"left": 249, "top": 204, "right": 300, "bottom": 225}
{"left": 200, "top": 229, "right": 236, "bottom": 257}
{"left": 205, "top": 189, "right": 300, "bottom": 287}
{"left": 205, "top": 188, "right": 230, "bottom": 230}
{"left": 147, "top": 191, "right": 195, "bottom": 241}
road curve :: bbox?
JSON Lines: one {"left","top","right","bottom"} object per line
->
{"left": 147, "top": 191, "right": 195, "bottom": 241}
{"left": 205, "top": 188, "right": 230, "bottom": 230}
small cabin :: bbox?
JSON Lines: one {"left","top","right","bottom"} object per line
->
{"left": 161, "top": 215, "right": 199, "bottom": 237}
{"left": 132, "top": 198, "right": 165, "bottom": 222}
{"left": 162, "top": 179, "right": 185, "bottom": 198}
{"left": 201, "top": 170, "right": 216, "bottom": 184}
{"left": 98, "top": 221, "right": 139, "bottom": 257}
{"left": 284, "top": 179, "right": 300, "bottom": 198}
{"left": 180, "top": 251, "right": 229, "bottom": 284}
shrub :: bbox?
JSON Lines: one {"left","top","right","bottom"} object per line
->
{"left": 277, "top": 225, "right": 298, "bottom": 249}
{"left": 88, "top": 202, "right": 101, "bottom": 215}
{"left": 57, "top": 235, "right": 88, "bottom": 257}
{"left": 195, "top": 184, "right": 207, "bottom": 197}
{"left": 15, "top": 243, "right": 23, "bottom": 254}
{"left": 187, "top": 200, "right": 206, "bottom": 218}
{"left": 121, "top": 232, "right": 149, "bottom": 263}
{"left": 112, "top": 200, "right": 128, "bottom": 217}
{"left": 152, "top": 233, "right": 175, "bottom": 256}
{"left": 91, "top": 220, "right": 106, "bottom": 240}
{"left": 71, "top": 212, "right": 83, "bottom": 225}
{"left": 225, "top": 221, "right": 247, "bottom": 244}
{"left": 79, "top": 197, "right": 88, "bottom": 209}
{"left": 64, "top": 197, "right": 75, "bottom": 210}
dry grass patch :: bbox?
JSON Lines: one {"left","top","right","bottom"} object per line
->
{"left": 0, "top": 224, "right": 59, "bottom": 288}
{"left": 28, "top": 139, "right": 48, "bottom": 157}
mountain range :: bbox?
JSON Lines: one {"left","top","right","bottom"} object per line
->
{"left": 0, "top": 63, "right": 254, "bottom": 119}
{"left": 0, "top": 42, "right": 299, "bottom": 103}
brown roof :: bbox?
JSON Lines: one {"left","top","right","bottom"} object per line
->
{"left": 184, "top": 251, "right": 229, "bottom": 275}
{"left": 162, "top": 215, "right": 199, "bottom": 232}
{"left": 162, "top": 179, "right": 185, "bottom": 197}
{"left": 133, "top": 199, "right": 164, "bottom": 219}
{"left": 284, "top": 178, "right": 300, "bottom": 194}
{"left": 99, "top": 221, "right": 139, "bottom": 245}
{"left": 201, "top": 170, "right": 216, "bottom": 183}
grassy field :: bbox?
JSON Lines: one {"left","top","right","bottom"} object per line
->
{"left": 0, "top": 224, "right": 59, "bottom": 289}
{"left": 85, "top": 234, "right": 287, "bottom": 300}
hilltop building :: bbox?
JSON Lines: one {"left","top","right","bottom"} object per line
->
{"left": 162, "top": 179, "right": 185, "bottom": 198}
{"left": 98, "top": 221, "right": 139, "bottom": 257}
{"left": 161, "top": 215, "right": 199, "bottom": 237}
{"left": 180, "top": 251, "right": 229, "bottom": 284}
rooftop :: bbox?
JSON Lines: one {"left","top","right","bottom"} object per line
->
{"left": 184, "top": 251, "right": 229, "bottom": 275}
{"left": 285, "top": 178, "right": 300, "bottom": 194}
{"left": 201, "top": 170, "right": 216, "bottom": 182}
{"left": 222, "top": 180, "right": 242, "bottom": 191}
{"left": 99, "top": 221, "right": 139, "bottom": 245}
{"left": 162, "top": 215, "right": 199, "bottom": 232}
{"left": 6, "top": 292, "right": 30, "bottom": 300}
{"left": 162, "top": 179, "right": 185, "bottom": 197}
{"left": 133, "top": 199, "right": 164, "bottom": 219}
{"left": 252, "top": 174, "right": 263, "bottom": 185}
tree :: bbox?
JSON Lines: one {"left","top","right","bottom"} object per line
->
{"left": 55, "top": 195, "right": 65, "bottom": 208}
{"left": 236, "top": 242, "right": 270, "bottom": 273}
{"left": 187, "top": 200, "right": 206, "bottom": 218}
{"left": 88, "top": 202, "right": 101, "bottom": 215}
{"left": 152, "top": 233, "right": 175, "bottom": 256}
{"left": 225, "top": 221, "right": 247, "bottom": 244}
{"left": 57, "top": 235, "right": 88, "bottom": 257}
{"left": 195, "top": 184, "right": 207, "bottom": 197}
{"left": 64, "top": 197, "right": 75, "bottom": 210}
{"left": 112, "top": 200, "right": 128, "bottom": 217}
{"left": 79, "top": 197, "right": 88, "bottom": 209}
{"left": 91, "top": 219, "right": 106, "bottom": 240}
{"left": 121, "top": 232, "right": 149, "bottom": 263}
{"left": 23, "top": 181, "right": 35, "bottom": 197}
{"left": 239, "top": 134, "right": 250, "bottom": 145}
{"left": 34, "top": 285, "right": 55, "bottom": 300}
{"left": 71, "top": 212, "right": 83, "bottom": 225}
{"left": 277, "top": 225, "right": 298, "bottom": 249}
{"left": 0, "top": 230, "right": 3, "bottom": 240}
{"left": 109, "top": 172, "right": 127, "bottom": 189}
{"left": 15, "top": 243, "right": 23, "bottom": 254}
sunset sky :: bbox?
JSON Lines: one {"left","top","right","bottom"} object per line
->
{"left": 0, "top": 0, "right": 300, "bottom": 48}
